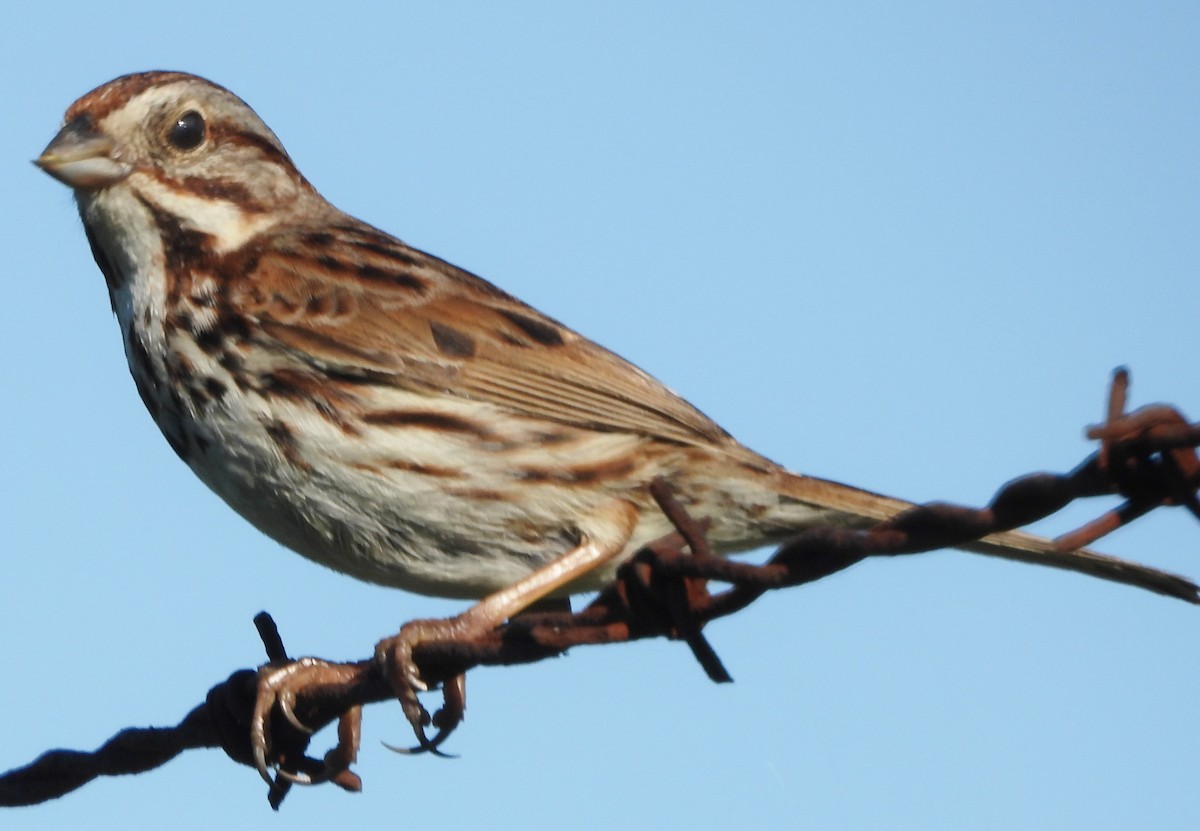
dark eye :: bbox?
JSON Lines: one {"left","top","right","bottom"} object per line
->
{"left": 168, "top": 110, "right": 206, "bottom": 150}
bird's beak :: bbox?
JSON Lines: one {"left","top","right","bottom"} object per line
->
{"left": 34, "top": 116, "right": 132, "bottom": 190}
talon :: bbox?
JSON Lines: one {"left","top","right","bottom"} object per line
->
{"left": 253, "top": 741, "right": 274, "bottom": 786}
{"left": 250, "top": 678, "right": 280, "bottom": 785}
{"left": 276, "top": 687, "right": 314, "bottom": 734}
{"left": 382, "top": 737, "right": 456, "bottom": 758}
{"left": 274, "top": 767, "right": 316, "bottom": 786}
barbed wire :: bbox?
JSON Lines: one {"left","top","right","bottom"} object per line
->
{"left": 2, "top": 368, "right": 1197, "bottom": 810}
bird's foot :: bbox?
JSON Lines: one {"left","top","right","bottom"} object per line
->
{"left": 375, "top": 502, "right": 638, "bottom": 755}
{"left": 375, "top": 619, "right": 469, "bottom": 756}
{"left": 251, "top": 657, "right": 365, "bottom": 792}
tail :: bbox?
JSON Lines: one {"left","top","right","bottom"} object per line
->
{"left": 771, "top": 471, "right": 1200, "bottom": 605}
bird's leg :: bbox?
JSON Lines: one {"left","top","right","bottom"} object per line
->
{"left": 376, "top": 500, "right": 639, "bottom": 752}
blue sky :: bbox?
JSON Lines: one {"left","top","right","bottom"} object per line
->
{"left": 2, "top": 3, "right": 1198, "bottom": 829}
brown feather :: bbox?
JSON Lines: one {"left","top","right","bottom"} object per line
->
{"left": 236, "top": 220, "right": 737, "bottom": 447}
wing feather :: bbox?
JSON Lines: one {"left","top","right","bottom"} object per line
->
{"left": 234, "top": 220, "right": 735, "bottom": 447}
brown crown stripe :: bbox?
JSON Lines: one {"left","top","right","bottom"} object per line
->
{"left": 65, "top": 71, "right": 204, "bottom": 123}
{"left": 361, "top": 410, "right": 492, "bottom": 437}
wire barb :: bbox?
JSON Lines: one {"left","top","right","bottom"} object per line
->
{"left": 2, "top": 368, "right": 1198, "bottom": 809}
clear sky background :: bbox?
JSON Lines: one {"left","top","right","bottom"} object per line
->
{"left": 2, "top": 3, "right": 1198, "bottom": 829}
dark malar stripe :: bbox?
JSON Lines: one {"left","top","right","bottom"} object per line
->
{"left": 83, "top": 221, "right": 124, "bottom": 303}
{"left": 133, "top": 194, "right": 217, "bottom": 291}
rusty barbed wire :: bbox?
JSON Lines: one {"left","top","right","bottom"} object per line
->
{"left": 2, "top": 368, "right": 1197, "bottom": 809}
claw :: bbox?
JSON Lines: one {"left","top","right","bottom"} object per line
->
{"left": 382, "top": 687, "right": 461, "bottom": 757}
{"left": 382, "top": 735, "right": 458, "bottom": 758}
{"left": 274, "top": 767, "right": 317, "bottom": 786}
{"left": 250, "top": 676, "right": 280, "bottom": 785}
{"left": 276, "top": 687, "right": 314, "bottom": 735}
{"left": 383, "top": 675, "right": 463, "bottom": 758}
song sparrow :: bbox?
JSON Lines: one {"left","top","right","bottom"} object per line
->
{"left": 35, "top": 72, "right": 1192, "bottom": 767}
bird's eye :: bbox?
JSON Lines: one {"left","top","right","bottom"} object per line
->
{"left": 168, "top": 110, "right": 206, "bottom": 150}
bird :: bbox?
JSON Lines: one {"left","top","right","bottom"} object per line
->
{"left": 35, "top": 71, "right": 1196, "bottom": 768}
